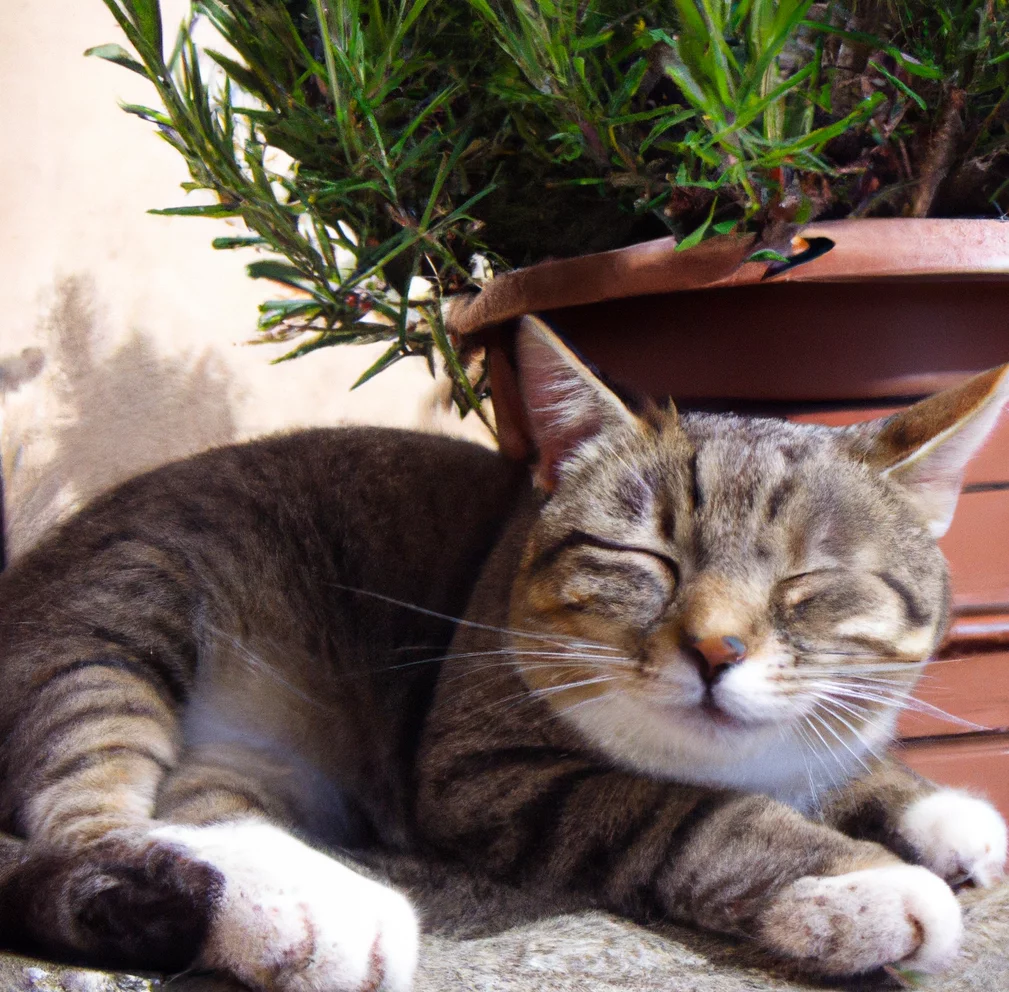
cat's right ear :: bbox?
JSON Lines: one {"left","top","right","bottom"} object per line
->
{"left": 854, "top": 363, "right": 1009, "bottom": 538}
{"left": 513, "top": 315, "right": 639, "bottom": 492}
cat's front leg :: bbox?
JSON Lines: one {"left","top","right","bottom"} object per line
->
{"left": 822, "top": 758, "right": 1007, "bottom": 887}
{"left": 418, "top": 744, "right": 964, "bottom": 976}
{"left": 655, "top": 792, "right": 964, "bottom": 976}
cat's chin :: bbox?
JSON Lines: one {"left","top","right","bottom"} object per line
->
{"left": 567, "top": 696, "right": 790, "bottom": 792}
{"left": 563, "top": 692, "right": 845, "bottom": 801}
{"left": 607, "top": 690, "right": 900, "bottom": 802}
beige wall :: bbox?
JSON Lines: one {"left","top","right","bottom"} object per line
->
{"left": 0, "top": 0, "right": 490, "bottom": 554}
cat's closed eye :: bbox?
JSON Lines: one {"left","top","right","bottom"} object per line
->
{"left": 777, "top": 570, "right": 838, "bottom": 612}
{"left": 776, "top": 569, "right": 908, "bottom": 646}
{"left": 550, "top": 542, "right": 677, "bottom": 624}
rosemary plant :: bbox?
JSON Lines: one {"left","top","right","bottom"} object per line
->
{"left": 90, "top": 0, "right": 1009, "bottom": 417}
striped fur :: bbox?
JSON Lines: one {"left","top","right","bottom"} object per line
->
{"left": 415, "top": 319, "right": 1009, "bottom": 977}
{"left": 0, "top": 428, "right": 521, "bottom": 977}
{"left": 0, "top": 319, "right": 1005, "bottom": 985}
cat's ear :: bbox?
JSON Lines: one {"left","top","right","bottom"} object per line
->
{"left": 514, "top": 315, "right": 639, "bottom": 491}
{"left": 855, "top": 364, "right": 1009, "bottom": 537}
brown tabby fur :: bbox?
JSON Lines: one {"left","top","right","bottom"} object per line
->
{"left": 0, "top": 317, "right": 1004, "bottom": 983}
{"left": 0, "top": 429, "right": 521, "bottom": 969}
{"left": 414, "top": 416, "right": 935, "bottom": 936}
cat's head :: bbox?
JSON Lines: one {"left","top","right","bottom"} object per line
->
{"left": 505, "top": 316, "right": 1009, "bottom": 802}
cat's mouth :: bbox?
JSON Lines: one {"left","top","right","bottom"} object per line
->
{"left": 652, "top": 695, "right": 753, "bottom": 731}
{"left": 646, "top": 685, "right": 772, "bottom": 731}
{"left": 698, "top": 698, "right": 742, "bottom": 727}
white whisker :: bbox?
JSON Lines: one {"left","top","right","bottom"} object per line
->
{"left": 789, "top": 723, "right": 825, "bottom": 815}
{"left": 552, "top": 693, "right": 614, "bottom": 719}
{"left": 811, "top": 670, "right": 916, "bottom": 686}
{"left": 825, "top": 686, "right": 990, "bottom": 732}
{"left": 806, "top": 689, "right": 875, "bottom": 718}
{"left": 324, "top": 580, "right": 595, "bottom": 650}
{"left": 814, "top": 700, "right": 886, "bottom": 765}
{"left": 206, "top": 625, "right": 338, "bottom": 711}
{"left": 529, "top": 675, "right": 620, "bottom": 698}
{"left": 801, "top": 717, "right": 845, "bottom": 793}
{"left": 809, "top": 708, "right": 874, "bottom": 775}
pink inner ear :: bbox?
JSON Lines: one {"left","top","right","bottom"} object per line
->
{"left": 868, "top": 365, "right": 1009, "bottom": 475}
{"left": 534, "top": 413, "right": 605, "bottom": 491}
{"left": 514, "top": 315, "right": 637, "bottom": 491}
{"left": 869, "top": 364, "right": 1009, "bottom": 537}
{"left": 522, "top": 359, "right": 602, "bottom": 490}
{"left": 517, "top": 331, "right": 605, "bottom": 489}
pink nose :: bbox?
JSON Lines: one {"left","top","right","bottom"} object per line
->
{"left": 690, "top": 635, "right": 747, "bottom": 682}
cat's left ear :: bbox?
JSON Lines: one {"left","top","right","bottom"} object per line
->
{"left": 514, "top": 315, "right": 641, "bottom": 491}
{"left": 854, "top": 364, "right": 1009, "bottom": 537}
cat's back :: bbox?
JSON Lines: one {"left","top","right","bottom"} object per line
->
{"left": 0, "top": 427, "right": 523, "bottom": 743}
{"left": 1, "top": 426, "right": 515, "bottom": 589}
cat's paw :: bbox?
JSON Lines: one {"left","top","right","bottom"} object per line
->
{"left": 152, "top": 821, "right": 418, "bottom": 992}
{"left": 759, "top": 864, "right": 962, "bottom": 975}
{"left": 898, "top": 790, "right": 1007, "bottom": 887}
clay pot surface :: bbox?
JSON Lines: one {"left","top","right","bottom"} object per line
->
{"left": 448, "top": 218, "right": 1009, "bottom": 406}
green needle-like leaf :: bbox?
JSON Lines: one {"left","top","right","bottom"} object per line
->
{"left": 85, "top": 43, "right": 148, "bottom": 76}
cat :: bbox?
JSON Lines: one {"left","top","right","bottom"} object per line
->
{"left": 0, "top": 315, "right": 1005, "bottom": 991}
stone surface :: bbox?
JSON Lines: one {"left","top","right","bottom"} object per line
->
{"left": 1, "top": 871, "right": 1006, "bottom": 992}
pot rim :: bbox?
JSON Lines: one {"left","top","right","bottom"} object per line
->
{"left": 445, "top": 217, "right": 1009, "bottom": 339}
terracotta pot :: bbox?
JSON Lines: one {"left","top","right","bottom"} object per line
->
{"left": 445, "top": 218, "right": 1009, "bottom": 409}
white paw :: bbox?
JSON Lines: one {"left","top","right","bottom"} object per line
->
{"left": 761, "top": 864, "right": 962, "bottom": 975}
{"left": 152, "top": 820, "right": 418, "bottom": 992}
{"left": 900, "top": 790, "right": 1007, "bottom": 887}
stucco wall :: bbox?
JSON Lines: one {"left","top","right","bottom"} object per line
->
{"left": 0, "top": 0, "right": 490, "bottom": 554}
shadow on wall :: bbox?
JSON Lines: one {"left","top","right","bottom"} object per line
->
{"left": 2, "top": 274, "right": 236, "bottom": 560}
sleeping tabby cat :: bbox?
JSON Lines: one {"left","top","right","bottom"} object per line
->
{"left": 0, "top": 316, "right": 1005, "bottom": 989}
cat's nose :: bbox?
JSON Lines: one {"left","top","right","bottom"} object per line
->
{"left": 689, "top": 635, "right": 747, "bottom": 684}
